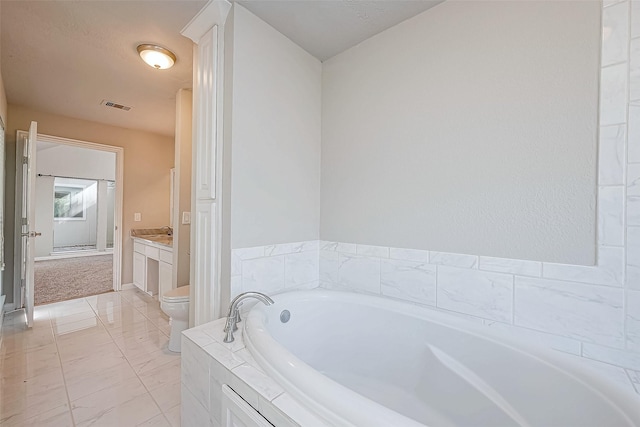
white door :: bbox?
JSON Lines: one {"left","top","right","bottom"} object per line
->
{"left": 20, "top": 121, "right": 38, "bottom": 327}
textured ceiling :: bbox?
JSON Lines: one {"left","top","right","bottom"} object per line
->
{"left": 2, "top": 0, "right": 444, "bottom": 137}
{"left": 2, "top": 1, "right": 207, "bottom": 137}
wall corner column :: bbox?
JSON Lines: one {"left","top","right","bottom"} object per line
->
{"left": 182, "top": 0, "right": 232, "bottom": 327}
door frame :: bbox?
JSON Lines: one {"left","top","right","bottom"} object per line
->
{"left": 14, "top": 132, "right": 125, "bottom": 304}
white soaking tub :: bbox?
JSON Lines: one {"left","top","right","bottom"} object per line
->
{"left": 243, "top": 290, "right": 640, "bottom": 427}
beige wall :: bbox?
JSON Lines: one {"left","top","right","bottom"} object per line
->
{"left": 229, "top": 5, "right": 322, "bottom": 248}
{"left": 3, "top": 104, "right": 174, "bottom": 301}
{"left": 320, "top": 0, "right": 600, "bottom": 265}
{"left": 174, "top": 89, "right": 192, "bottom": 288}
{"left": 0, "top": 73, "right": 6, "bottom": 127}
{"left": 0, "top": 0, "right": 6, "bottom": 126}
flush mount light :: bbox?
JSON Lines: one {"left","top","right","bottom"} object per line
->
{"left": 137, "top": 44, "right": 176, "bottom": 70}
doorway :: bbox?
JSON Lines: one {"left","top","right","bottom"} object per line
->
{"left": 14, "top": 131, "right": 124, "bottom": 307}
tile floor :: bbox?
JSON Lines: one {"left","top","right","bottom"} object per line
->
{"left": 0, "top": 288, "right": 181, "bottom": 427}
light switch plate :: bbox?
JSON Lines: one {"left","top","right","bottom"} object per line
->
{"left": 182, "top": 211, "right": 191, "bottom": 225}
{"left": 134, "top": 213, "right": 141, "bottom": 222}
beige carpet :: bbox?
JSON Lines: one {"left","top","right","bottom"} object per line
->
{"left": 34, "top": 254, "right": 113, "bottom": 305}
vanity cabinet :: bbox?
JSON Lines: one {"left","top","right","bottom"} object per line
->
{"left": 159, "top": 260, "right": 172, "bottom": 298}
{"left": 132, "top": 238, "right": 173, "bottom": 296}
{"left": 133, "top": 251, "right": 146, "bottom": 290}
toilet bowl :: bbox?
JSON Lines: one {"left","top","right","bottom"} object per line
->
{"left": 160, "top": 285, "right": 190, "bottom": 352}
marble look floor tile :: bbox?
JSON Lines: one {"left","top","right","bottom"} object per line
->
{"left": 50, "top": 310, "right": 98, "bottom": 327}
{"left": 0, "top": 343, "right": 60, "bottom": 379}
{"left": 129, "top": 348, "right": 181, "bottom": 375}
{"left": 164, "top": 404, "right": 181, "bottom": 427}
{"left": 74, "top": 392, "right": 161, "bottom": 427}
{"left": 65, "top": 359, "right": 138, "bottom": 401}
{"left": 2, "top": 403, "right": 73, "bottom": 427}
{"left": 139, "top": 358, "right": 181, "bottom": 392}
{"left": 71, "top": 376, "right": 149, "bottom": 424}
{"left": 1, "top": 367, "right": 64, "bottom": 396}
{"left": 1, "top": 289, "right": 173, "bottom": 427}
{"left": 86, "top": 292, "right": 130, "bottom": 309}
{"left": 126, "top": 293, "right": 159, "bottom": 309}
{"left": 140, "top": 309, "right": 170, "bottom": 328}
{"left": 135, "top": 304, "right": 164, "bottom": 315}
{"left": 1, "top": 330, "right": 56, "bottom": 354}
{"left": 113, "top": 331, "right": 169, "bottom": 358}
{"left": 138, "top": 413, "right": 172, "bottom": 427}
{"left": 158, "top": 322, "right": 172, "bottom": 336}
{"left": 62, "top": 342, "right": 126, "bottom": 379}
{"left": 48, "top": 304, "right": 95, "bottom": 319}
{"left": 53, "top": 320, "right": 106, "bottom": 340}
{"left": 2, "top": 319, "right": 35, "bottom": 332}
{"left": 58, "top": 338, "right": 121, "bottom": 361}
{"left": 108, "top": 319, "right": 167, "bottom": 340}
{"left": 149, "top": 379, "right": 181, "bottom": 411}
{"left": 0, "top": 382, "right": 68, "bottom": 425}
{"left": 52, "top": 316, "right": 102, "bottom": 336}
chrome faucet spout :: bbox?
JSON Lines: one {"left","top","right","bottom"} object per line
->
{"left": 223, "top": 292, "right": 274, "bottom": 343}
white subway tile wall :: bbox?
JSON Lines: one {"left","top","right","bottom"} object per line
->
{"left": 229, "top": 1, "right": 640, "bottom": 393}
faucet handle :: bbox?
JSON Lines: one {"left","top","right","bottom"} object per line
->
{"left": 223, "top": 315, "right": 237, "bottom": 334}
{"left": 233, "top": 302, "right": 243, "bottom": 324}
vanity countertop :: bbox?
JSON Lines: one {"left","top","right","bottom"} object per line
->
{"left": 131, "top": 228, "right": 173, "bottom": 248}
{"left": 132, "top": 235, "right": 173, "bottom": 247}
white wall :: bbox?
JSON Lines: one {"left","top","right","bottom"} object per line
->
{"left": 52, "top": 178, "right": 98, "bottom": 248}
{"left": 320, "top": 0, "right": 600, "bottom": 265}
{"left": 34, "top": 143, "right": 116, "bottom": 256}
{"left": 37, "top": 144, "right": 116, "bottom": 181}
{"left": 229, "top": 4, "right": 322, "bottom": 249}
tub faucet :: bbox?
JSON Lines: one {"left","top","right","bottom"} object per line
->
{"left": 223, "top": 292, "right": 274, "bottom": 343}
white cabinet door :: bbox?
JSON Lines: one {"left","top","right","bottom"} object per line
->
{"left": 133, "top": 251, "right": 146, "bottom": 291}
{"left": 159, "top": 261, "right": 172, "bottom": 298}
{"left": 221, "top": 385, "right": 272, "bottom": 427}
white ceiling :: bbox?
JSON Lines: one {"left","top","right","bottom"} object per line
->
{"left": 238, "top": 0, "right": 444, "bottom": 61}
{"left": 2, "top": 0, "right": 207, "bottom": 137}
{"left": 2, "top": 0, "right": 443, "bottom": 137}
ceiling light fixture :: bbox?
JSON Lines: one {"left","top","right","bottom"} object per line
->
{"left": 137, "top": 44, "right": 176, "bottom": 70}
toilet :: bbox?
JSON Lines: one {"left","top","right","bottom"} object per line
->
{"left": 160, "top": 285, "right": 190, "bottom": 352}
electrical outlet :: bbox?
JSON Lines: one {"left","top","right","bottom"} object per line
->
{"left": 182, "top": 211, "right": 191, "bottom": 225}
{"left": 134, "top": 213, "right": 141, "bottom": 222}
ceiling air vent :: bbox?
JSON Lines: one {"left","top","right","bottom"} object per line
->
{"left": 100, "top": 99, "right": 132, "bottom": 111}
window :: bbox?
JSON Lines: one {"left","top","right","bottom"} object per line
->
{"left": 54, "top": 185, "right": 86, "bottom": 220}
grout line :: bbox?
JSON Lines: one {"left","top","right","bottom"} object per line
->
{"left": 53, "top": 290, "right": 175, "bottom": 425}
{"left": 51, "top": 306, "right": 78, "bottom": 427}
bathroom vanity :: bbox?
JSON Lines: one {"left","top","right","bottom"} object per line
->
{"left": 131, "top": 229, "right": 173, "bottom": 297}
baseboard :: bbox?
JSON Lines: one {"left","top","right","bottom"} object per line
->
{"left": 36, "top": 250, "right": 113, "bottom": 261}
{"left": 121, "top": 283, "right": 136, "bottom": 291}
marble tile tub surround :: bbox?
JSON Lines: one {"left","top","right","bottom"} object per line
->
{"left": 230, "top": 240, "right": 320, "bottom": 298}
{"left": 182, "top": 318, "right": 322, "bottom": 427}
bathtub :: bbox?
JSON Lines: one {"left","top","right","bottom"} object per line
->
{"left": 243, "top": 290, "right": 640, "bottom": 427}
